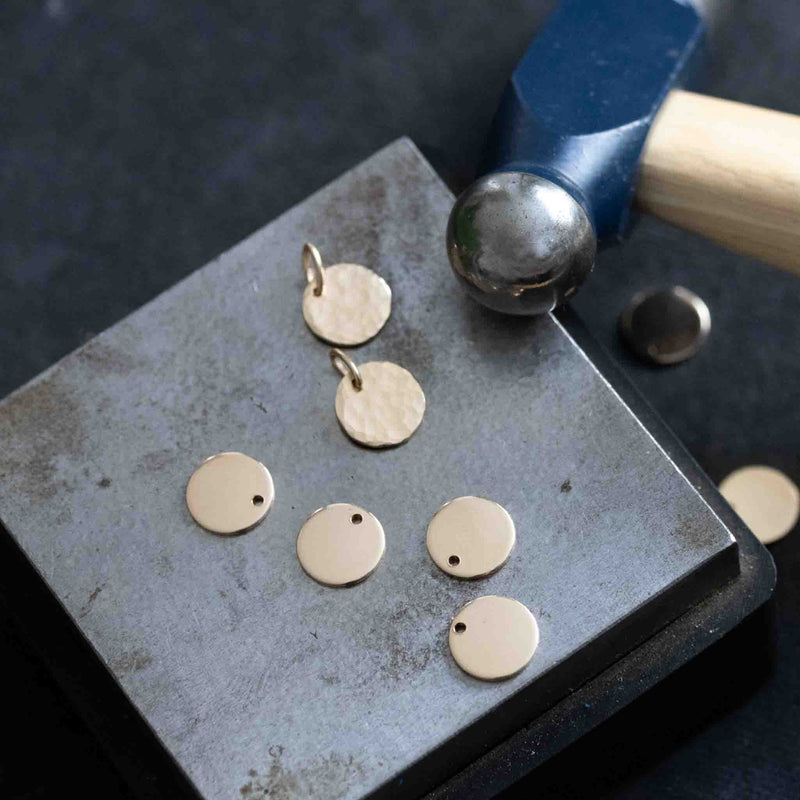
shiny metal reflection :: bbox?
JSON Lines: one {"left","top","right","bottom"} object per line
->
{"left": 619, "top": 286, "right": 710, "bottom": 365}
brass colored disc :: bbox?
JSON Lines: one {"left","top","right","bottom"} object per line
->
{"left": 449, "top": 596, "right": 539, "bottom": 681}
{"left": 186, "top": 452, "right": 275, "bottom": 535}
{"left": 296, "top": 503, "right": 385, "bottom": 587}
{"left": 427, "top": 496, "right": 515, "bottom": 579}
{"left": 719, "top": 465, "right": 800, "bottom": 545}
{"left": 303, "top": 263, "right": 391, "bottom": 346}
{"left": 334, "top": 361, "right": 425, "bottom": 448}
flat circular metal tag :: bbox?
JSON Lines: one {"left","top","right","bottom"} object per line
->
{"left": 334, "top": 361, "right": 425, "bottom": 448}
{"left": 427, "top": 496, "right": 515, "bottom": 578}
{"left": 449, "top": 596, "right": 539, "bottom": 681}
{"left": 296, "top": 503, "right": 385, "bottom": 586}
{"left": 619, "top": 286, "right": 710, "bottom": 365}
{"left": 303, "top": 263, "right": 391, "bottom": 346}
{"left": 186, "top": 452, "right": 275, "bottom": 535}
{"left": 719, "top": 465, "right": 800, "bottom": 545}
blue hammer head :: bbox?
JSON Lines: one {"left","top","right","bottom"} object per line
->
{"left": 446, "top": 0, "right": 707, "bottom": 315}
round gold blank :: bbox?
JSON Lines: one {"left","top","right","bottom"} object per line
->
{"left": 449, "top": 596, "right": 539, "bottom": 681}
{"left": 719, "top": 465, "right": 800, "bottom": 545}
{"left": 296, "top": 503, "right": 385, "bottom": 586}
{"left": 303, "top": 263, "right": 391, "bottom": 346}
{"left": 427, "top": 496, "right": 515, "bottom": 579}
{"left": 335, "top": 362, "right": 425, "bottom": 448}
{"left": 186, "top": 452, "right": 275, "bottom": 535}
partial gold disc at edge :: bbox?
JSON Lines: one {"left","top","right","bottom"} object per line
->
{"left": 449, "top": 595, "right": 539, "bottom": 681}
{"left": 302, "top": 263, "right": 391, "bottom": 346}
{"left": 719, "top": 465, "right": 800, "bottom": 545}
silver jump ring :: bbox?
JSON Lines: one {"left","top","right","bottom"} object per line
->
{"left": 302, "top": 243, "right": 325, "bottom": 296}
{"left": 330, "top": 348, "right": 363, "bottom": 391}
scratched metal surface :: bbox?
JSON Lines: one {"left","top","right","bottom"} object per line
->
{"left": 0, "top": 139, "right": 734, "bottom": 800}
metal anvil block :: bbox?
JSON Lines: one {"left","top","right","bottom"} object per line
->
{"left": 0, "top": 140, "right": 772, "bottom": 800}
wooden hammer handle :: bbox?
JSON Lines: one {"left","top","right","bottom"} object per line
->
{"left": 637, "top": 89, "right": 800, "bottom": 275}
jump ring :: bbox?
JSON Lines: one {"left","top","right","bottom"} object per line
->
{"left": 302, "top": 243, "right": 325, "bottom": 296}
{"left": 330, "top": 348, "right": 363, "bottom": 391}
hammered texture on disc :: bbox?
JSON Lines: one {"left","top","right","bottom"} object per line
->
{"left": 296, "top": 503, "right": 385, "bottom": 587}
{"left": 449, "top": 596, "right": 539, "bottom": 682}
{"left": 303, "top": 263, "right": 391, "bottom": 346}
{"left": 186, "top": 452, "right": 275, "bottom": 535}
{"left": 334, "top": 361, "right": 425, "bottom": 448}
{"left": 427, "top": 496, "right": 515, "bottom": 578}
{"left": 719, "top": 465, "right": 800, "bottom": 545}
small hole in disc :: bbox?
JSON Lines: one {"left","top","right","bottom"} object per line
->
{"left": 252, "top": 495, "right": 264, "bottom": 506}
{"left": 448, "top": 555, "right": 460, "bottom": 566}
{"left": 351, "top": 513, "right": 363, "bottom": 525}
{"left": 454, "top": 622, "right": 466, "bottom": 634}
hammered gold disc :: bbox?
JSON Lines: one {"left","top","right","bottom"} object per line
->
{"left": 334, "top": 361, "right": 425, "bottom": 448}
{"left": 449, "top": 596, "right": 539, "bottom": 682}
{"left": 427, "top": 496, "right": 515, "bottom": 578}
{"left": 296, "top": 503, "right": 385, "bottom": 587}
{"left": 186, "top": 452, "right": 275, "bottom": 535}
{"left": 719, "top": 465, "right": 800, "bottom": 545}
{"left": 303, "top": 263, "right": 391, "bottom": 346}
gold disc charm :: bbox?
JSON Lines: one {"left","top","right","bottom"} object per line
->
{"left": 449, "top": 596, "right": 539, "bottom": 681}
{"left": 296, "top": 503, "right": 385, "bottom": 586}
{"left": 186, "top": 452, "right": 275, "bottom": 535}
{"left": 719, "top": 465, "right": 800, "bottom": 545}
{"left": 330, "top": 349, "right": 425, "bottom": 448}
{"left": 427, "top": 496, "right": 515, "bottom": 578}
{"left": 301, "top": 243, "right": 391, "bottom": 346}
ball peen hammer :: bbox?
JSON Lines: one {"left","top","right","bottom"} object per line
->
{"left": 447, "top": 0, "right": 800, "bottom": 315}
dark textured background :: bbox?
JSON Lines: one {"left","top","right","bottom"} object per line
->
{"left": 1, "top": 1, "right": 798, "bottom": 798}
